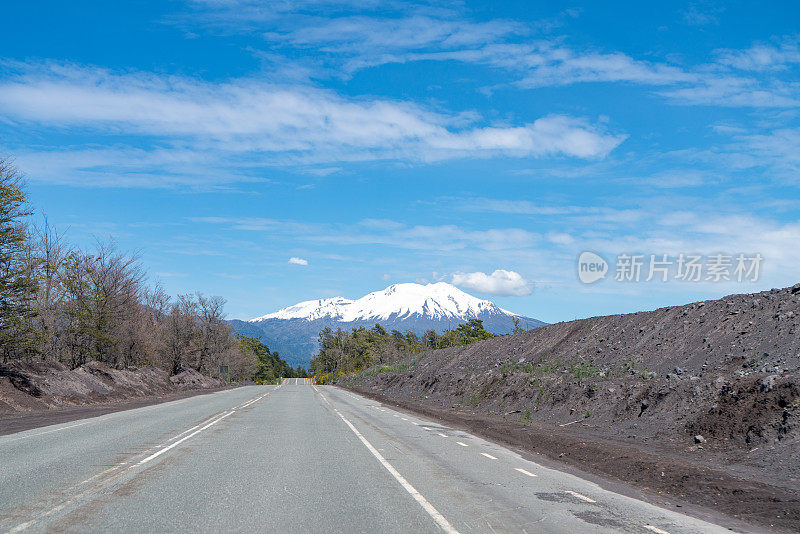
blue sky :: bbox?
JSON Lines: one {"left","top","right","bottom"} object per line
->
{"left": 1, "top": 0, "right": 799, "bottom": 323}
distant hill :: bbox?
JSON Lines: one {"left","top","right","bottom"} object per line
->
{"left": 229, "top": 282, "right": 545, "bottom": 367}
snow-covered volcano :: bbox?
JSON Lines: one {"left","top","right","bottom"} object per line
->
{"left": 251, "top": 282, "right": 515, "bottom": 323}
{"left": 230, "top": 282, "right": 544, "bottom": 367}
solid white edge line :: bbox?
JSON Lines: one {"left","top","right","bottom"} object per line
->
{"left": 4, "top": 387, "right": 276, "bottom": 533}
{"left": 480, "top": 453, "right": 498, "bottom": 460}
{"left": 318, "top": 390, "right": 459, "bottom": 534}
{"left": 514, "top": 468, "right": 537, "bottom": 477}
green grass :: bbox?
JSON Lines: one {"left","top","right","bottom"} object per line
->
{"left": 567, "top": 360, "right": 600, "bottom": 384}
{"left": 359, "top": 362, "right": 409, "bottom": 377}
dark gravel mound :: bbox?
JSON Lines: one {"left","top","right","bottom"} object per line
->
{"left": 0, "top": 360, "right": 224, "bottom": 414}
{"left": 342, "top": 284, "right": 800, "bottom": 531}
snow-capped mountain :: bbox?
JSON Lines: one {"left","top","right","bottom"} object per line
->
{"left": 230, "top": 282, "right": 544, "bottom": 367}
{"left": 251, "top": 283, "right": 515, "bottom": 323}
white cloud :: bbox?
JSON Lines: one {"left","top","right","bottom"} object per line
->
{"left": 180, "top": 0, "right": 800, "bottom": 111}
{"left": 451, "top": 269, "right": 533, "bottom": 296}
{"left": 715, "top": 40, "right": 800, "bottom": 71}
{"left": 288, "top": 256, "right": 309, "bottom": 265}
{"left": 267, "top": 15, "right": 524, "bottom": 52}
{"left": 0, "top": 63, "right": 624, "bottom": 187}
{"left": 682, "top": 2, "right": 723, "bottom": 26}
{"left": 190, "top": 216, "right": 540, "bottom": 252}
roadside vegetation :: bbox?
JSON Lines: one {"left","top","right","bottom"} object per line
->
{"left": 311, "top": 318, "right": 497, "bottom": 383}
{"left": 0, "top": 158, "right": 304, "bottom": 382}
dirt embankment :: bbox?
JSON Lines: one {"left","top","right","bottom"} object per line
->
{"left": 341, "top": 284, "right": 800, "bottom": 532}
{"left": 0, "top": 359, "right": 226, "bottom": 418}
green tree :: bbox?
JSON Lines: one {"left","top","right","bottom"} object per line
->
{"left": 0, "top": 159, "right": 37, "bottom": 361}
{"left": 511, "top": 316, "right": 524, "bottom": 335}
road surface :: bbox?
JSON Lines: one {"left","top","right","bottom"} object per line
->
{"left": 0, "top": 381, "right": 732, "bottom": 533}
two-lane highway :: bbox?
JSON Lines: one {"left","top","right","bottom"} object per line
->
{"left": 0, "top": 382, "right": 731, "bottom": 533}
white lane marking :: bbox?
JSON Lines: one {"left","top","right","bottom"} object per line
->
{"left": 401, "top": 417, "right": 409, "bottom": 421}
{"left": 564, "top": 490, "right": 596, "bottom": 503}
{"left": 1, "top": 387, "right": 273, "bottom": 445}
{"left": 437, "top": 433, "right": 448, "bottom": 438}
{"left": 4, "top": 388, "right": 276, "bottom": 533}
{"left": 137, "top": 411, "right": 233, "bottom": 466}
{"left": 7, "top": 520, "right": 35, "bottom": 533}
{"left": 480, "top": 453, "right": 498, "bottom": 460}
{"left": 643, "top": 526, "right": 670, "bottom": 534}
{"left": 456, "top": 442, "right": 468, "bottom": 447}
{"left": 411, "top": 422, "right": 420, "bottom": 426}
{"left": 316, "top": 391, "right": 459, "bottom": 534}
{"left": 0, "top": 420, "right": 94, "bottom": 443}
{"left": 514, "top": 468, "right": 537, "bottom": 477}
{"left": 66, "top": 465, "right": 126, "bottom": 491}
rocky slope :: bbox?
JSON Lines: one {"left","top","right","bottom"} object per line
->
{"left": 342, "top": 284, "right": 800, "bottom": 531}
{"left": 0, "top": 360, "right": 225, "bottom": 415}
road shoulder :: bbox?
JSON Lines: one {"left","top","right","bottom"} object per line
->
{"left": 342, "top": 384, "right": 796, "bottom": 533}
{"left": 0, "top": 386, "right": 239, "bottom": 436}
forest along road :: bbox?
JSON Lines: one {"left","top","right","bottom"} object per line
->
{"left": 0, "top": 382, "right": 731, "bottom": 534}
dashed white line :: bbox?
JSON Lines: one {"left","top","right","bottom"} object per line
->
{"left": 401, "top": 417, "right": 409, "bottom": 421}
{"left": 480, "top": 452, "right": 498, "bottom": 460}
{"left": 564, "top": 490, "right": 596, "bottom": 503}
{"left": 437, "top": 433, "right": 448, "bottom": 438}
{"left": 411, "top": 422, "right": 420, "bottom": 426}
{"left": 514, "top": 468, "right": 537, "bottom": 477}
{"left": 456, "top": 441, "right": 468, "bottom": 447}
{"left": 643, "top": 525, "right": 670, "bottom": 534}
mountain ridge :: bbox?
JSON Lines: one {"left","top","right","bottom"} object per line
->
{"left": 250, "top": 282, "right": 516, "bottom": 322}
{"left": 230, "top": 282, "right": 544, "bottom": 367}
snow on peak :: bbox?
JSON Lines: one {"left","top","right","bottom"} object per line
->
{"left": 251, "top": 282, "right": 514, "bottom": 323}
{"left": 251, "top": 296, "right": 353, "bottom": 321}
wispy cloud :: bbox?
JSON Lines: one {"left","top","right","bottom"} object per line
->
{"left": 715, "top": 39, "right": 800, "bottom": 71}
{"left": 189, "top": 216, "right": 540, "bottom": 252}
{"left": 288, "top": 256, "right": 309, "bottom": 265}
{"left": 0, "top": 62, "right": 624, "bottom": 187}
{"left": 682, "top": 1, "right": 724, "bottom": 26}
{"left": 179, "top": 1, "right": 800, "bottom": 110}
{"left": 187, "top": 205, "right": 800, "bottom": 292}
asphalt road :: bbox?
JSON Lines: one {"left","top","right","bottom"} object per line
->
{"left": 0, "top": 381, "right": 733, "bottom": 533}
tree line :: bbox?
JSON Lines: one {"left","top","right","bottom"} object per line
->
{"left": 0, "top": 158, "right": 302, "bottom": 382}
{"left": 310, "top": 318, "right": 502, "bottom": 379}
